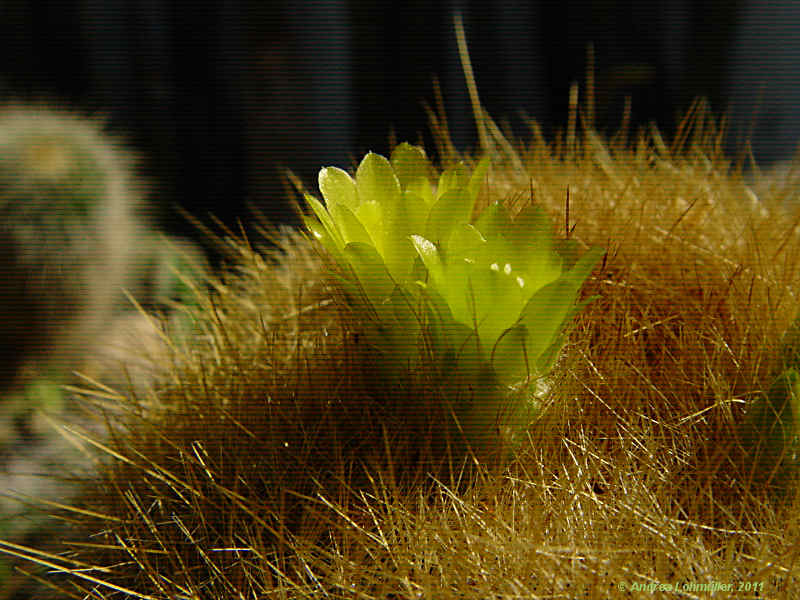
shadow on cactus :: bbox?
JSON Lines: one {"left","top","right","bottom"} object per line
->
{"left": 304, "top": 143, "right": 603, "bottom": 460}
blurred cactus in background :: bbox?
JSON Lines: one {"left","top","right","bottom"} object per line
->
{"left": 0, "top": 105, "right": 212, "bottom": 404}
{"left": 0, "top": 105, "right": 146, "bottom": 598}
{"left": 0, "top": 105, "right": 211, "bottom": 598}
{"left": 0, "top": 105, "right": 144, "bottom": 396}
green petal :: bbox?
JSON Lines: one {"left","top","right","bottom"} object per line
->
{"left": 507, "top": 203, "right": 562, "bottom": 283}
{"left": 446, "top": 223, "right": 487, "bottom": 265}
{"left": 343, "top": 242, "right": 396, "bottom": 320}
{"left": 519, "top": 247, "right": 602, "bottom": 364}
{"left": 306, "top": 193, "right": 344, "bottom": 251}
{"left": 329, "top": 202, "right": 373, "bottom": 247}
{"left": 491, "top": 323, "right": 532, "bottom": 384}
{"left": 563, "top": 246, "right": 604, "bottom": 289}
{"left": 382, "top": 190, "right": 424, "bottom": 282}
{"left": 425, "top": 188, "right": 472, "bottom": 247}
{"left": 469, "top": 261, "right": 527, "bottom": 346}
{"left": 411, "top": 234, "right": 445, "bottom": 290}
{"left": 355, "top": 201, "right": 383, "bottom": 254}
{"left": 466, "top": 154, "right": 491, "bottom": 209}
{"left": 408, "top": 176, "right": 435, "bottom": 209}
{"left": 554, "top": 237, "right": 581, "bottom": 270}
{"left": 319, "top": 166, "right": 359, "bottom": 212}
{"left": 390, "top": 142, "right": 431, "bottom": 190}
{"left": 437, "top": 162, "right": 470, "bottom": 200}
{"left": 452, "top": 262, "right": 476, "bottom": 328}
{"left": 402, "top": 190, "right": 429, "bottom": 237}
{"left": 329, "top": 269, "right": 369, "bottom": 310}
{"left": 355, "top": 152, "right": 402, "bottom": 258}
{"left": 356, "top": 151, "right": 402, "bottom": 206}
{"left": 416, "top": 282, "right": 455, "bottom": 365}
{"left": 413, "top": 233, "right": 479, "bottom": 326}
{"left": 474, "top": 201, "right": 512, "bottom": 240}
{"left": 302, "top": 213, "right": 329, "bottom": 246}
{"left": 388, "top": 285, "right": 421, "bottom": 360}
{"left": 518, "top": 277, "right": 577, "bottom": 363}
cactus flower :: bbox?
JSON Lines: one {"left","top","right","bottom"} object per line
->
{"left": 305, "top": 143, "right": 602, "bottom": 457}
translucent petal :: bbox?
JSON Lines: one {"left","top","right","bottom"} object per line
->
{"left": 319, "top": 166, "right": 358, "bottom": 212}
{"left": 356, "top": 151, "right": 402, "bottom": 206}
{"left": 305, "top": 193, "right": 344, "bottom": 251}
{"left": 425, "top": 188, "right": 471, "bottom": 247}
{"left": 329, "top": 202, "right": 372, "bottom": 247}
{"left": 466, "top": 154, "right": 491, "bottom": 208}
{"left": 390, "top": 142, "right": 431, "bottom": 190}
{"left": 436, "top": 162, "right": 470, "bottom": 200}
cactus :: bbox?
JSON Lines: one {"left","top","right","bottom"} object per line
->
{"left": 0, "top": 104, "right": 144, "bottom": 396}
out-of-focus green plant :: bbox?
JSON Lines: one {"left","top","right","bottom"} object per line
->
{"left": 304, "top": 143, "right": 602, "bottom": 457}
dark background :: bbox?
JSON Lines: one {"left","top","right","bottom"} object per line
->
{"left": 1, "top": 0, "right": 796, "bottom": 264}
